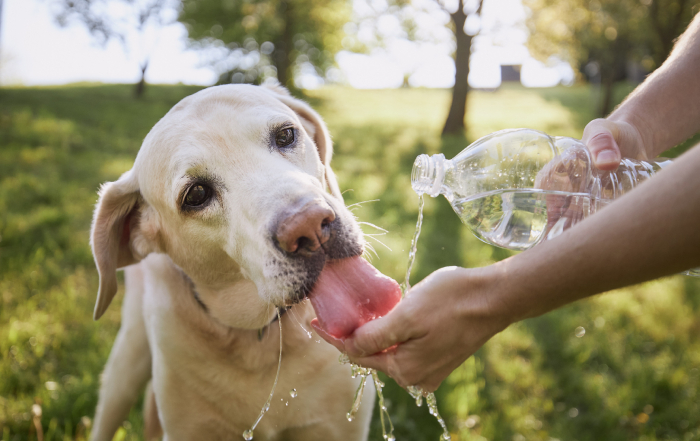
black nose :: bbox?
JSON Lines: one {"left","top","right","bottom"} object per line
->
{"left": 274, "top": 199, "right": 335, "bottom": 257}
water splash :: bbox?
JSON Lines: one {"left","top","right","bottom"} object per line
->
{"left": 339, "top": 355, "right": 396, "bottom": 441}
{"left": 406, "top": 385, "right": 424, "bottom": 407}
{"left": 372, "top": 370, "right": 395, "bottom": 440}
{"left": 427, "top": 393, "right": 451, "bottom": 441}
{"left": 346, "top": 371, "right": 368, "bottom": 421}
{"left": 241, "top": 309, "right": 283, "bottom": 441}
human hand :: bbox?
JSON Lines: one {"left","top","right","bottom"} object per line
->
{"left": 582, "top": 118, "right": 650, "bottom": 171}
{"left": 312, "top": 266, "right": 512, "bottom": 392}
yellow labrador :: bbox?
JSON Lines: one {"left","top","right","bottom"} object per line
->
{"left": 88, "top": 84, "right": 392, "bottom": 440}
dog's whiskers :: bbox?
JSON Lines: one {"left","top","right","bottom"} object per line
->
{"left": 345, "top": 199, "right": 380, "bottom": 212}
{"left": 357, "top": 221, "right": 388, "bottom": 233}
{"left": 364, "top": 234, "right": 392, "bottom": 252}
{"left": 362, "top": 242, "right": 379, "bottom": 263}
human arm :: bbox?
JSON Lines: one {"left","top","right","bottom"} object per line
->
{"left": 315, "top": 142, "right": 700, "bottom": 391}
{"left": 584, "top": 12, "right": 700, "bottom": 170}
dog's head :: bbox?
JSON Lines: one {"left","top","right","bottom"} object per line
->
{"left": 90, "top": 84, "right": 364, "bottom": 328}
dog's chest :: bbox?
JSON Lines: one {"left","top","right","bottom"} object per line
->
{"left": 144, "top": 299, "right": 366, "bottom": 439}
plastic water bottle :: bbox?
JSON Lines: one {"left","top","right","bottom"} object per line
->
{"left": 411, "top": 128, "right": 698, "bottom": 277}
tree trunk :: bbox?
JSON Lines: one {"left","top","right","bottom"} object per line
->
{"left": 442, "top": 0, "right": 474, "bottom": 136}
{"left": 599, "top": 65, "right": 615, "bottom": 117}
{"left": 134, "top": 61, "right": 148, "bottom": 98}
{"left": 273, "top": 0, "right": 293, "bottom": 89}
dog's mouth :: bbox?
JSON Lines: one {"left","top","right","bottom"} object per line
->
{"left": 269, "top": 205, "right": 401, "bottom": 338}
{"left": 307, "top": 256, "right": 402, "bottom": 339}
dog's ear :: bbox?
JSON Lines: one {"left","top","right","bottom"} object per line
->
{"left": 90, "top": 170, "right": 143, "bottom": 320}
{"left": 263, "top": 84, "right": 344, "bottom": 201}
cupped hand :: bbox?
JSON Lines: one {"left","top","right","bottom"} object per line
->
{"left": 582, "top": 119, "right": 649, "bottom": 170}
{"left": 312, "top": 266, "right": 512, "bottom": 392}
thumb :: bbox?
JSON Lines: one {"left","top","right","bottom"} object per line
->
{"left": 344, "top": 305, "right": 415, "bottom": 357}
{"left": 582, "top": 119, "right": 621, "bottom": 171}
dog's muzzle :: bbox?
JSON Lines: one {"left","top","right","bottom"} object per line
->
{"left": 270, "top": 197, "right": 363, "bottom": 304}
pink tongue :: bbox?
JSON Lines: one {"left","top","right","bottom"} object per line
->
{"left": 309, "top": 256, "right": 402, "bottom": 339}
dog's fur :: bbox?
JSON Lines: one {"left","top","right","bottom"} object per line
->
{"left": 89, "top": 84, "right": 374, "bottom": 440}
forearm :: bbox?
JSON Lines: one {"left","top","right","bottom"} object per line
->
{"left": 492, "top": 143, "right": 700, "bottom": 322}
{"left": 609, "top": 13, "right": 700, "bottom": 157}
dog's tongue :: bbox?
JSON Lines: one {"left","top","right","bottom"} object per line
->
{"left": 309, "top": 256, "right": 402, "bottom": 339}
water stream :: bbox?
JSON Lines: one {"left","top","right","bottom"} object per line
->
{"left": 344, "top": 194, "right": 451, "bottom": 441}
{"left": 400, "top": 195, "right": 451, "bottom": 441}
{"left": 242, "top": 309, "right": 283, "bottom": 441}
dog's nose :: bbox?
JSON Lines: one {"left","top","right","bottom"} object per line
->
{"left": 275, "top": 200, "right": 336, "bottom": 256}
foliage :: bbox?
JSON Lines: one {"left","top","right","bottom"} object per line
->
{"left": 51, "top": 0, "right": 173, "bottom": 44}
{"left": 525, "top": 0, "right": 700, "bottom": 114}
{"left": 178, "top": 0, "right": 349, "bottom": 89}
{"left": 0, "top": 83, "right": 699, "bottom": 440}
{"left": 343, "top": 0, "right": 483, "bottom": 135}
{"left": 48, "top": 0, "right": 178, "bottom": 97}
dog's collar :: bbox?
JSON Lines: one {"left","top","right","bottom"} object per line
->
{"left": 257, "top": 306, "right": 291, "bottom": 341}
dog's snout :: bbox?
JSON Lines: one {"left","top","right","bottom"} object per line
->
{"left": 275, "top": 200, "right": 336, "bottom": 256}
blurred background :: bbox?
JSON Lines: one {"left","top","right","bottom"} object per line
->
{"left": 2, "top": 0, "right": 700, "bottom": 440}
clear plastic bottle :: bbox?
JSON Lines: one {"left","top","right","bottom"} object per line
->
{"left": 411, "top": 128, "right": 698, "bottom": 277}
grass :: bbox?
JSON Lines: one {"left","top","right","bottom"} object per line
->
{"left": 1, "top": 83, "right": 699, "bottom": 441}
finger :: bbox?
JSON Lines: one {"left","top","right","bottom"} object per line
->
{"left": 344, "top": 305, "right": 417, "bottom": 357}
{"left": 349, "top": 350, "right": 409, "bottom": 387}
{"left": 310, "top": 319, "right": 345, "bottom": 353}
{"left": 582, "top": 119, "right": 621, "bottom": 171}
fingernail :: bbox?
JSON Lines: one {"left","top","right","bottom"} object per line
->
{"left": 595, "top": 149, "right": 618, "bottom": 165}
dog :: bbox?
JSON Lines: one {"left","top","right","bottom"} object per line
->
{"left": 88, "top": 84, "right": 377, "bottom": 440}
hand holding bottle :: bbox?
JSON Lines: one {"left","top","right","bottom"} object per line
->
{"left": 314, "top": 12, "right": 700, "bottom": 393}
{"left": 582, "top": 119, "right": 650, "bottom": 171}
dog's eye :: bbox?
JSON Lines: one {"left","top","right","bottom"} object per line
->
{"left": 275, "top": 127, "right": 295, "bottom": 148}
{"left": 184, "top": 184, "right": 211, "bottom": 207}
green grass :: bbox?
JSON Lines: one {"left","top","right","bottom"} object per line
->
{"left": 1, "top": 83, "right": 699, "bottom": 441}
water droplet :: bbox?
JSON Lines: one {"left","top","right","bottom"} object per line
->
{"left": 285, "top": 401, "right": 288, "bottom": 406}
{"left": 346, "top": 412, "right": 354, "bottom": 422}
{"left": 242, "top": 429, "right": 254, "bottom": 440}
{"left": 307, "top": 332, "right": 312, "bottom": 338}
{"left": 386, "top": 436, "right": 396, "bottom": 441}
{"left": 568, "top": 407, "right": 579, "bottom": 418}
{"left": 290, "top": 389, "right": 297, "bottom": 398}
{"left": 575, "top": 326, "right": 586, "bottom": 338}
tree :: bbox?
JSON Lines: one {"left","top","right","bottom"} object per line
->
{"left": 50, "top": 0, "right": 175, "bottom": 97}
{"left": 178, "top": 0, "right": 349, "bottom": 90}
{"left": 525, "top": 0, "right": 700, "bottom": 116}
{"left": 343, "top": 0, "right": 482, "bottom": 136}
{"left": 439, "top": 0, "right": 483, "bottom": 136}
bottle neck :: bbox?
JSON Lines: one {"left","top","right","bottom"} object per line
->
{"left": 412, "top": 153, "right": 448, "bottom": 197}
